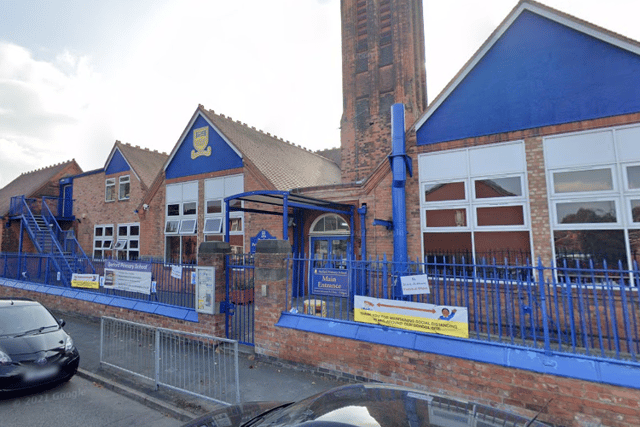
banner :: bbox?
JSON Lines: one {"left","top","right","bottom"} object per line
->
{"left": 103, "top": 260, "right": 153, "bottom": 295}
{"left": 71, "top": 273, "right": 100, "bottom": 289}
{"left": 354, "top": 296, "right": 468, "bottom": 339}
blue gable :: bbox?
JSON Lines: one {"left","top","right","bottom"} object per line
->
{"left": 417, "top": 10, "right": 640, "bottom": 146}
{"left": 105, "top": 149, "right": 130, "bottom": 175}
{"left": 166, "top": 114, "right": 243, "bottom": 180}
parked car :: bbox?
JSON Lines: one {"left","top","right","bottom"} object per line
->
{"left": 183, "top": 383, "right": 549, "bottom": 426}
{"left": 0, "top": 298, "right": 80, "bottom": 394}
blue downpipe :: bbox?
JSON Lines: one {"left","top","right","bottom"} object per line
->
{"left": 390, "top": 103, "right": 411, "bottom": 297}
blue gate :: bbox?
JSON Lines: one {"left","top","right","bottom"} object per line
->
{"left": 225, "top": 254, "right": 255, "bottom": 346}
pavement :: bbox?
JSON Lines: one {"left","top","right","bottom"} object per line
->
{"left": 51, "top": 309, "right": 348, "bottom": 423}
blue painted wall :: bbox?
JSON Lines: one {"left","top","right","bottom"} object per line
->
{"left": 166, "top": 114, "right": 243, "bottom": 180}
{"left": 417, "top": 10, "right": 640, "bottom": 145}
{"left": 105, "top": 149, "right": 130, "bottom": 175}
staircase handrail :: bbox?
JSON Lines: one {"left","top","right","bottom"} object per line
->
{"left": 41, "top": 198, "right": 95, "bottom": 274}
{"left": 14, "top": 198, "right": 72, "bottom": 286}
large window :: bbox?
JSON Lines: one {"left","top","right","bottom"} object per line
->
{"left": 165, "top": 181, "right": 198, "bottom": 263}
{"left": 93, "top": 225, "right": 114, "bottom": 259}
{"left": 545, "top": 124, "right": 640, "bottom": 270}
{"left": 418, "top": 142, "right": 531, "bottom": 265}
{"left": 204, "top": 175, "right": 244, "bottom": 253}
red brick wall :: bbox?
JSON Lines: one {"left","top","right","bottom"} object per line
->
{"left": 74, "top": 170, "right": 145, "bottom": 258}
{"left": 253, "top": 248, "right": 640, "bottom": 427}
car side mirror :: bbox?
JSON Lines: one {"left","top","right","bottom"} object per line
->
{"left": 57, "top": 319, "right": 66, "bottom": 328}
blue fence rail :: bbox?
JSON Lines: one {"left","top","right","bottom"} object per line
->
{"left": 286, "top": 254, "right": 640, "bottom": 363}
{"left": 0, "top": 253, "right": 196, "bottom": 309}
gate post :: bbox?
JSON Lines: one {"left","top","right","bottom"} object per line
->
{"left": 198, "top": 241, "right": 230, "bottom": 337}
{"left": 254, "top": 240, "right": 291, "bottom": 356}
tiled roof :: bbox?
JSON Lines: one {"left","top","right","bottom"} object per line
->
{"left": 201, "top": 107, "right": 341, "bottom": 190}
{"left": 113, "top": 141, "right": 169, "bottom": 189}
{"left": 0, "top": 160, "right": 81, "bottom": 217}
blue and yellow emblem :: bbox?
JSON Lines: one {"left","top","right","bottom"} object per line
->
{"left": 191, "top": 126, "right": 212, "bottom": 159}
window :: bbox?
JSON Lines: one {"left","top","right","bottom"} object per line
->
{"left": 203, "top": 175, "right": 244, "bottom": 251}
{"left": 204, "top": 218, "right": 222, "bottom": 234}
{"left": 311, "top": 214, "right": 350, "bottom": 233}
{"left": 115, "top": 223, "right": 140, "bottom": 260}
{"left": 119, "top": 175, "right": 130, "bottom": 200}
{"left": 545, "top": 125, "right": 640, "bottom": 271}
{"left": 93, "top": 225, "right": 114, "bottom": 259}
{"left": 419, "top": 142, "right": 531, "bottom": 265}
{"left": 165, "top": 181, "right": 199, "bottom": 263}
{"left": 105, "top": 179, "right": 116, "bottom": 202}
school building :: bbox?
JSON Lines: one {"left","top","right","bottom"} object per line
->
{"left": 2, "top": 1, "right": 640, "bottom": 425}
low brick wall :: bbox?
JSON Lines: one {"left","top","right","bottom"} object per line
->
{"left": 252, "top": 242, "right": 640, "bottom": 427}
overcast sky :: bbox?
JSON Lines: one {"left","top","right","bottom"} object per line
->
{"left": 0, "top": 0, "right": 638, "bottom": 188}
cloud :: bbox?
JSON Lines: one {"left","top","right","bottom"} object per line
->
{"left": 0, "top": 42, "right": 110, "bottom": 185}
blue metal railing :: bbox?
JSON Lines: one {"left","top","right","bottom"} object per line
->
{"left": 0, "top": 253, "right": 196, "bottom": 309}
{"left": 285, "top": 254, "right": 640, "bottom": 363}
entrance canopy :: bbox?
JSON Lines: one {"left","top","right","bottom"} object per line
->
{"left": 224, "top": 190, "right": 355, "bottom": 249}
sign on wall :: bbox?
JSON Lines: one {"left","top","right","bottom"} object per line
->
{"left": 250, "top": 229, "right": 276, "bottom": 253}
{"left": 354, "top": 296, "right": 469, "bottom": 339}
{"left": 103, "top": 260, "right": 153, "bottom": 295}
{"left": 195, "top": 267, "right": 215, "bottom": 314}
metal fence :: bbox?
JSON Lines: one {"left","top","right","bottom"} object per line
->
{"left": 100, "top": 316, "right": 240, "bottom": 405}
{"left": 287, "top": 255, "right": 640, "bottom": 363}
{"left": 0, "top": 253, "right": 196, "bottom": 309}
{"left": 226, "top": 254, "right": 255, "bottom": 346}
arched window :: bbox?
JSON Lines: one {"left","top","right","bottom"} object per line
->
{"left": 310, "top": 214, "right": 350, "bottom": 234}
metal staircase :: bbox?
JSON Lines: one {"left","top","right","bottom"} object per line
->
{"left": 11, "top": 196, "right": 94, "bottom": 286}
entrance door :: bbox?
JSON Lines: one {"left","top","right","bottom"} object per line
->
{"left": 311, "top": 236, "right": 349, "bottom": 268}
{"left": 61, "top": 184, "right": 73, "bottom": 218}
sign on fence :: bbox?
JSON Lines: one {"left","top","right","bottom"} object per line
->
{"left": 400, "top": 274, "right": 430, "bottom": 295}
{"left": 311, "top": 268, "right": 349, "bottom": 297}
{"left": 71, "top": 273, "right": 100, "bottom": 289}
{"left": 354, "top": 296, "right": 469, "bottom": 338}
{"left": 103, "top": 260, "right": 153, "bottom": 295}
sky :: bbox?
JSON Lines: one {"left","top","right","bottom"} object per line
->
{"left": 0, "top": 0, "right": 639, "bottom": 188}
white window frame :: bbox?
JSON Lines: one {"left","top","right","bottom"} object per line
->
{"left": 115, "top": 223, "right": 140, "bottom": 260}
{"left": 93, "top": 224, "right": 114, "bottom": 259}
{"left": 549, "top": 166, "right": 617, "bottom": 197}
{"left": 204, "top": 218, "right": 223, "bottom": 234}
{"left": 105, "top": 178, "right": 116, "bottom": 202}
{"left": 118, "top": 175, "right": 131, "bottom": 200}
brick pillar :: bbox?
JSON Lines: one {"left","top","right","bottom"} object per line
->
{"left": 253, "top": 240, "right": 292, "bottom": 358}
{"left": 197, "top": 241, "right": 230, "bottom": 337}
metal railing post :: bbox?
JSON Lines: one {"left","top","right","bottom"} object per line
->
{"left": 155, "top": 329, "right": 160, "bottom": 391}
{"left": 537, "top": 258, "right": 551, "bottom": 354}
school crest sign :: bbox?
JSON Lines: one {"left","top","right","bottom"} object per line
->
{"left": 191, "top": 126, "right": 212, "bottom": 159}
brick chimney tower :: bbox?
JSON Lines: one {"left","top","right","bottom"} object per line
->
{"left": 340, "top": 0, "right": 427, "bottom": 183}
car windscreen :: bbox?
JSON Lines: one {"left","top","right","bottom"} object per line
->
{"left": 0, "top": 304, "right": 59, "bottom": 336}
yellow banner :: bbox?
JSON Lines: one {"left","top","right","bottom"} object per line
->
{"left": 354, "top": 296, "right": 469, "bottom": 339}
{"left": 355, "top": 308, "right": 468, "bottom": 338}
{"left": 71, "top": 274, "right": 100, "bottom": 289}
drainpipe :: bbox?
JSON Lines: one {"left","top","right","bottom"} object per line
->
{"left": 358, "top": 203, "right": 367, "bottom": 294}
{"left": 389, "top": 103, "right": 412, "bottom": 295}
